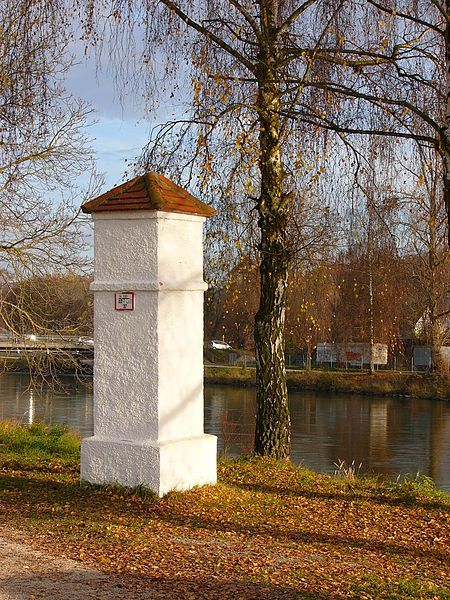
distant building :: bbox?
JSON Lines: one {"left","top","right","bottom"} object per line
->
{"left": 316, "top": 343, "right": 388, "bottom": 366}
{"left": 414, "top": 346, "right": 450, "bottom": 371}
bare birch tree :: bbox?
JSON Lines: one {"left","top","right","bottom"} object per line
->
{"left": 78, "top": 0, "right": 354, "bottom": 458}
{"left": 291, "top": 0, "right": 450, "bottom": 245}
{"left": 1, "top": 0, "right": 101, "bottom": 373}
{"left": 403, "top": 146, "right": 449, "bottom": 370}
{"left": 76, "top": 0, "right": 450, "bottom": 454}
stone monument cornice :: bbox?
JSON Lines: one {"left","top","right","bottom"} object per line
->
{"left": 81, "top": 172, "right": 216, "bottom": 218}
{"left": 90, "top": 280, "right": 208, "bottom": 292}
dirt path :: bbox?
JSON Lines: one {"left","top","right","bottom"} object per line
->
{"left": 0, "top": 527, "right": 159, "bottom": 600}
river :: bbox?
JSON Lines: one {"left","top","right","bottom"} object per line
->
{"left": 1, "top": 373, "right": 449, "bottom": 491}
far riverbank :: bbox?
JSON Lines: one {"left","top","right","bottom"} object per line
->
{"left": 2, "top": 358, "right": 449, "bottom": 400}
{"left": 205, "top": 365, "right": 450, "bottom": 400}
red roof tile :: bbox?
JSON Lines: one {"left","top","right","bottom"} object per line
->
{"left": 81, "top": 173, "right": 216, "bottom": 218}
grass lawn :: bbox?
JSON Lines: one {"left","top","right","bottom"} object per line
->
{"left": 0, "top": 421, "right": 449, "bottom": 599}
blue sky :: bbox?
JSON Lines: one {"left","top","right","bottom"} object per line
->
{"left": 66, "top": 51, "right": 152, "bottom": 191}
{"left": 65, "top": 29, "right": 194, "bottom": 197}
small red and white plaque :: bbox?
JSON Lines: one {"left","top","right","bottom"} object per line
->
{"left": 115, "top": 291, "right": 135, "bottom": 311}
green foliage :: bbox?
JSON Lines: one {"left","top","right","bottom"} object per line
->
{"left": 0, "top": 420, "right": 80, "bottom": 467}
{"left": 352, "top": 575, "right": 450, "bottom": 599}
{"left": 1, "top": 422, "right": 449, "bottom": 508}
{"left": 385, "top": 475, "right": 447, "bottom": 505}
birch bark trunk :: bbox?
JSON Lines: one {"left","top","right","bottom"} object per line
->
{"left": 253, "top": 0, "right": 291, "bottom": 458}
{"left": 428, "top": 189, "right": 445, "bottom": 371}
{"left": 444, "top": 0, "right": 450, "bottom": 247}
{"left": 306, "top": 340, "right": 312, "bottom": 371}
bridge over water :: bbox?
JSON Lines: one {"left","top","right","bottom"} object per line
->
{"left": 0, "top": 334, "right": 94, "bottom": 358}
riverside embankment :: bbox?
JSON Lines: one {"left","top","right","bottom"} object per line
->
{"left": 2, "top": 352, "right": 449, "bottom": 400}
{"left": 205, "top": 366, "right": 450, "bottom": 400}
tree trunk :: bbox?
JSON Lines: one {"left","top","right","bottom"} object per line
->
{"left": 253, "top": 5, "right": 291, "bottom": 459}
{"left": 430, "top": 315, "right": 444, "bottom": 372}
{"left": 368, "top": 254, "right": 375, "bottom": 375}
{"left": 254, "top": 242, "right": 291, "bottom": 457}
{"left": 305, "top": 339, "right": 312, "bottom": 371}
{"left": 445, "top": 2, "right": 450, "bottom": 248}
{"left": 428, "top": 188, "right": 445, "bottom": 372}
{"left": 367, "top": 204, "right": 375, "bottom": 375}
{"left": 443, "top": 144, "right": 450, "bottom": 249}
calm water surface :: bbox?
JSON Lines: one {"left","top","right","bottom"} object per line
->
{"left": 1, "top": 374, "right": 449, "bottom": 491}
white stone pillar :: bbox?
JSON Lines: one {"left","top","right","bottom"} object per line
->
{"left": 80, "top": 174, "right": 217, "bottom": 496}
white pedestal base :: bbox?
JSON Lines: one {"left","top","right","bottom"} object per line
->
{"left": 80, "top": 434, "right": 217, "bottom": 496}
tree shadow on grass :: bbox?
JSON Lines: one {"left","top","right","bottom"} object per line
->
{"left": 0, "top": 473, "right": 151, "bottom": 517}
{"left": 225, "top": 479, "right": 449, "bottom": 511}
{"left": 154, "top": 508, "right": 449, "bottom": 564}
{"left": 0, "top": 571, "right": 321, "bottom": 600}
{"left": 1, "top": 473, "right": 448, "bottom": 566}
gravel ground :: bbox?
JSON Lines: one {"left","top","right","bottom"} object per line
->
{"left": 0, "top": 527, "right": 158, "bottom": 600}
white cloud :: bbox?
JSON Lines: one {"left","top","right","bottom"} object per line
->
{"left": 65, "top": 37, "right": 190, "bottom": 192}
{"left": 90, "top": 118, "right": 150, "bottom": 189}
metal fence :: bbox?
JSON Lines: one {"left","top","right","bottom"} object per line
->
{"left": 204, "top": 347, "right": 450, "bottom": 372}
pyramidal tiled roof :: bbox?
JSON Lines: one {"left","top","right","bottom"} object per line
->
{"left": 81, "top": 172, "right": 216, "bottom": 218}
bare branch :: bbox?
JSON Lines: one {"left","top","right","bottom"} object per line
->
{"left": 366, "top": 0, "right": 444, "bottom": 34}
{"left": 159, "top": 0, "right": 256, "bottom": 73}
{"left": 227, "top": 0, "right": 263, "bottom": 44}
{"left": 277, "top": 0, "right": 320, "bottom": 34}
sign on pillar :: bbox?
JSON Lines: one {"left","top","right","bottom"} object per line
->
{"left": 115, "top": 291, "right": 134, "bottom": 311}
{"left": 80, "top": 173, "right": 217, "bottom": 496}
